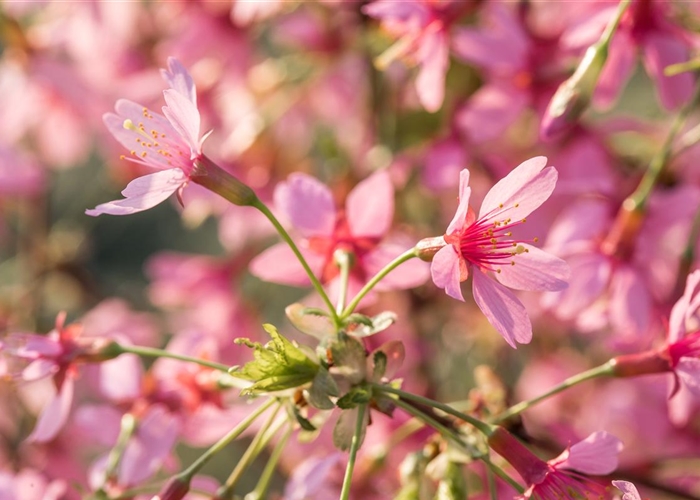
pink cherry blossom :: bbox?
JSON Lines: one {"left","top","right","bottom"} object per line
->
{"left": 489, "top": 427, "right": 623, "bottom": 499}
{"left": 430, "top": 157, "right": 569, "bottom": 347}
{"left": 86, "top": 58, "right": 206, "bottom": 216}
{"left": 362, "top": 0, "right": 473, "bottom": 112}
{"left": 250, "top": 170, "right": 430, "bottom": 303}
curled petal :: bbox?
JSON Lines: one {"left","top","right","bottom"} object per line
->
{"left": 161, "top": 57, "right": 197, "bottom": 106}
{"left": 612, "top": 480, "right": 642, "bottom": 500}
{"left": 415, "top": 28, "right": 449, "bottom": 112}
{"left": 675, "top": 357, "right": 700, "bottom": 396}
{"left": 431, "top": 245, "right": 465, "bottom": 301}
{"left": 86, "top": 169, "right": 187, "bottom": 216}
{"left": 472, "top": 271, "right": 532, "bottom": 348}
{"left": 446, "top": 169, "right": 471, "bottom": 235}
{"left": 162, "top": 89, "right": 202, "bottom": 157}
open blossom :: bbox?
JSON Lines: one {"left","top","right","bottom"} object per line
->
{"left": 431, "top": 157, "right": 569, "bottom": 347}
{"left": 0, "top": 313, "right": 117, "bottom": 442}
{"left": 489, "top": 427, "right": 623, "bottom": 499}
{"left": 250, "top": 171, "right": 429, "bottom": 303}
{"left": 86, "top": 58, "right": 206, "bottom": 216}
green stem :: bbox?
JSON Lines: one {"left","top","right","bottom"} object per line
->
{"left": 252, "top": 198, "right": 338, "bottom": 323}
{"left": 391, "top": 397, "right": 523, "bottom": 494}
{"left": 632, "top": 81, "right": 700, "bottom": 210}
{"left": 373, "top": 384, "right": 494, "bottom": 436}
{"left": 335, "top": 250, "right": 352, "bottom": 316}
{"left": 341, "top": 248, "right": 418, "bottom": 318}
{"left": 104, "top": 413, "right": 136, "bottom": 483}
{"left": 217, "top": 403, "right": 283, "bottom": 499}
{"left": 487, "top": 466, "right": 497, "bottom": 500}
{"left": 115, "top": 343, "right": 230, "bottom": 372}
{"left": 340, "top": 404, "right": 367, "bottom": 500}
{"left": 598, "top": 0, "right": 631, "bottom": 48}
{"left": 246, "top": 423, "right": 294, "bottom": 500}
{"left": 491, "top": 361, "right": 615, "bottom": 424}
{"left": 179, "top": 398, "right": 276, "bottom": 482}
{"left": 481, "top": 456, "right": 525, "bottom": 494}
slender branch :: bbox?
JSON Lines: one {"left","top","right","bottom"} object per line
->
{"left": 103, "top": 413, "right": 136, "bottom": 483}
{"left": 247, "top": 423, "right": 294, "bottom": 500}
{"left": 342, "top": 248, "right": 418, "bottom": 318}
{"left": 373, "top": 383, "right": 494, "bottom": 436}
{"left": 217, "top": 403, "right": 283, "bottom": 499}
{"left": 115, "top": 343, "right": 231, "bottom": 373}
{"left": 632, "top": 81, "right": 700, "bottom": 210}
{"left": 598, "top": 0, "right": 631, "bottom": 48}
{"left": 252, "top": 198, "right": 338, "bottom": 323}
{"left": 340, "top": 404, "right": 367, "bottom": 500}
{"left": 491, "top": 361, "right": 615, "bottom": 424}
{"left": 179, "top": 398, "right": 276, "bottom": 482}
{"left": 391, "top": 397, "right": 524, "bottom": 494}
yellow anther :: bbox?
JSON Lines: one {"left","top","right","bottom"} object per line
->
{"left": 533, "top": 237, "right": 539, "bottom": 242}
{"left": 496, "top": 269, "right": 502, "bottom": 273}
{"left": 506, "top": 232, "right": 512, "bottom": 236}
{"left": 124, "top": 119, "right": 152, "bottom": 140}
{"left": 499, "top": 203, "right": 504, "bottom": 208}
{"left": 521, "top": 218, "right": 527, "bottom": 223}
{"left": 119, "top": 155, "right": 126, "bottom": 160}
{"left": 141, "top": 152, "right": 147, "bottom": 158}
{"left": 514, "top": 244, "right": 526, "bottom": 255}
{"left": 511, "top": 261, "right": 515, "bottom": 266}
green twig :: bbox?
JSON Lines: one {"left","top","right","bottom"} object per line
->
{"left": 341, "top": 248, "right": 418, "bottom": 318}
{"left": 335, "top": 250, "right": 352, "bottom": 316}
{"left": 115, "top": 343, "right": 231, "bottom": 373}
{"left": 339, "top": 404, "right": 367, "bottom": 500}
{"left": 252, "top": 198, "right": 338, "bottom": 323}
{"left": 246, "top": 423, "right": 294, "bottom": 500}
{"left": 491, "top": 361, "right": 614, "bottom": 424}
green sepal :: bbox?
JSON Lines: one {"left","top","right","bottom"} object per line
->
{"left": 336, "top": 385, "right": 372, "bottom": 410}
{"left": 230, "top": 324, "right": 319, "bottom": 395}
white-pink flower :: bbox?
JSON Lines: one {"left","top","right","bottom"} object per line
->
{"left": 87, "top": 58, "right": 206, "bottom": 216}
{"left": 430, "top": 156, "right": 569, "bottom": 347}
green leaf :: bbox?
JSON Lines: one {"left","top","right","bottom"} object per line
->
{"left": 291, "top": 405, "right": 316, "bottom": 431}
{"left": 329, "top": 332, "right": 367, "bottom": 384}
{"left": 434, "top": 462, "right": 467, "bottom": 500}
{"left": 345, "top": 311, "right": 397, "bottom": 338}
{"left": 230, "top": 324, "right": 319, "bottom": 395}
{"left": 332, "top": 406, "right": 368, "bottom": 451}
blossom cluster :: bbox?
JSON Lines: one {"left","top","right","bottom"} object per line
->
{"left": 1, "top": 1, "right": 700, "bottom": 499}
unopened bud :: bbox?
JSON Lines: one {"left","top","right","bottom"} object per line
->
{"left": 415, "top": 236, "right": 447, "bottom": 262}
{"left": 610, "top": 349, "right": 671, "bottom": 378}
{"left": 191, "top": 156, "right": 257, "bottom": 206}
{"left": 151, "top": 476, "right": 190, "bottom": 500}
{"left": 540, "top": 43, "right": 608, "bottom": 142}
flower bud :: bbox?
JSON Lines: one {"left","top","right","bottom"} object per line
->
{"left": 191, "top": 156, "right": 257, "bottom": 207}
{"left": 415, "top": 236, "right": 447, "bottom": 262}
{"left": 151, "top": 476, "right": 190, "bottom": 500}
{"left": 540, "top": 42, "right": 608, "bottom": 142}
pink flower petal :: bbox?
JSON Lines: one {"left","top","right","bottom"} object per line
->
{"left": 472, "top": 271, "right": 532, "bottom": 348}
{"left": 86, "top": 168, "right": 187, "bottom": 216}
{"left": 97, "top": 354, "right": 143, "bottom": 402}
{"left": 446, "top": 169, "right": 471, "bottom": 235}
{"left": 22, "top": 359, "right": 59, "bottom": 381}
{"left": 119, "top": 405, "right": 181, "bottom": 486}
{"left": 249, "top": 242, "right": 324, "bottom": 286}
{"left": 160, "top": 57, "right": 196, "bottom": 106}
{"left": 544, "top": 252, "right": 611, "bottom": 320}
{"left": 612, "top": 480, "right": 642, "bottom": 500}
{"left": 456, "top": 84, "right": 529, "bottom": 143}
{"left": 675, "top": 357, "right": 700, "bottom": 396}
{"left": 668, "top": 270, "right": 700, "bottom": 343}
{"left": 609, "top": 266, "right": 651, "bottom": 337}
{"left": 415, "top": 27, "right": 449, "bottom": 112}
{"left": 346, "top": 170, "right": 394, "bottom": 238}
{"left": 162, "top": 89, "right": 202, "bottom": 157}
{"left": 495, "top": 244, "right": 569, "bottom": 292}
{"left": 370, "top": 340, "right": 405, "bottom": 381}
{"left": 73, "top": 404, "right": 123, "bottom": 446}
{"left": 642, "top": 31, "right": 694, "bottom": 111}
{"left": 431, "top": 245, "right": 464, "bottom": 301}
{"left": 274, "top": 173, "right": 336, "bottom": 237}
{"left": 593, "top": 30, "right": 636, "bottom": 110}
{"left": 423, "top": 138, "right": 469, "bottom": 191}
{"left": 554, "top": 431, "right": 623, "bottom": 475}
{"left": 479, "top": 156, "right": 557, "bottom": 223}
{"left": 451, "top": 5, "right": 528, "bottom": 71}
{"left": 27, "top": 377, "right": 74, "bottom": 443}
